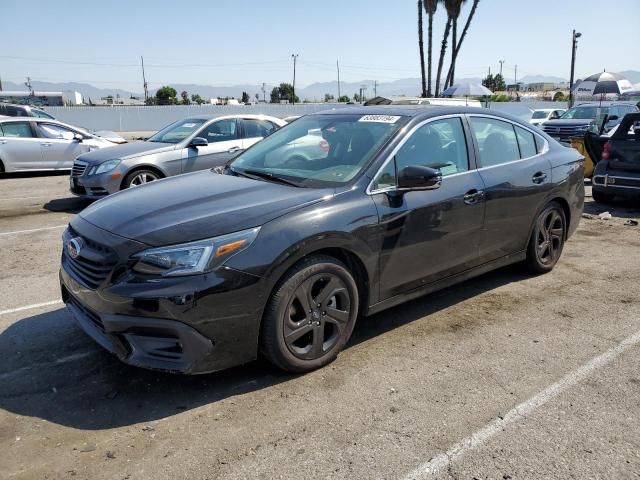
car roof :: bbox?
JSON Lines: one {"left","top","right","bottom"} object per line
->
{"left": 573, "top": 101, "right": 637, "bottom": 107}
{"left": 182, "top": 113, "right": 285, "bottom": 122}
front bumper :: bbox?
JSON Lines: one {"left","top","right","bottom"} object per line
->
{"left": 593, "top": 174, "right": 640, "bottom": 198}
{"left": 70, "top": 165, "right": 125, "bottom": 198}
{"left": 60, "top": 218, "right": 267, "bottom": 374}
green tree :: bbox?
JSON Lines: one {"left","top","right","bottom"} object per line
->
{"left": 156, "top": 86, "right": 177, "bottom": 105}
{"left": 338, "top": 95, "right": 350, "bottom": 103}
{"left": 442, "top": 0, "right": 466, "bottom": 90}
{"left": 278, "top": 83, "right": 299, "bottom": 103}
{"left": 191, "top": 94, "right": 205, "bottom": 105}
{"left": 324, "top": 93, "right": 335, "bottom": 102}
{"left": 435, "top": 0, "right": 455, "bottom": 97}
{"left": 444, "top": 0, "right": 479, "bottom": 89}
{"left": 180, "top": 90, "right": 190, "bottom": 105}
{"left": 493, "top": 73, "right": 506, "bottom": 91}
{"left": 353, "top": 92, "right": 362, "bottom": 103}
{"left": 145, "top": 96, "right": 156, "bottom": 106}
{"left": 424, "top": 0, "right": 438, "bottom": 97}
{"left": 270, "top": 87, "right": 281, "bottom": 103}
{"left": 241, "top": 91, "right": 250, "bottom": 103}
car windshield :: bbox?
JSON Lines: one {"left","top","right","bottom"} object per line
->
{"left": 532, "top": 111, "right": 549, "bottom": 119}
{"left": 560, "top": 106, "right": 606, "bottom": 120}
{"left": 147, "top": 118, "right": 206, "bottom": 144}
{"left": 229, "top": 113, "right": 406, "bottom": 188}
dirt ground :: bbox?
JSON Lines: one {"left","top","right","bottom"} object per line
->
{"left": 1, "top": 173, "right": 639, "bottom": 480}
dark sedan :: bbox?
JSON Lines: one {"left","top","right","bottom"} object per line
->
{"left": 59, "top": 107, "right": 584, "bottom": 374}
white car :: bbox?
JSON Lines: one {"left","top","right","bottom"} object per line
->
{"left": 0, "top": 117, "right": 117, "bottom": 173}
{"left": 529, "top": 108, "right": 566, "bottom": 126}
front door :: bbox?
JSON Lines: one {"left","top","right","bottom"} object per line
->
{"left": 467, "top": 115, "right": 553, "bottom": 262}
{"left": 241, "top": 118, "right": 280, "bottom": 150}
{"left": 371, "top": 116, "right": 486, "bottom": 300}
{"left": 182, "top": 119, "right": 243, "bottom": 172}
{"left": 35, "top": 123, "right": 86, "bottom": 169}
{"left": 0, "top": 121, "right": 43, "bottom": 170}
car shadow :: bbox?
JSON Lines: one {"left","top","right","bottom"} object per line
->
{"left": 583, "top": 197, "right": 640, "bottom": 219}
{"left": 0, "top": 265, "right": 529, "bottom": 431}
{"left": 43, "top": 197, "right": 94, "bottom": 214}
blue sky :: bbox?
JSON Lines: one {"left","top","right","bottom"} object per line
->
{"left": 2, "top": 0, "right": 638, "bottom": 91}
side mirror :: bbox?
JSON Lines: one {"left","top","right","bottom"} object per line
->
{"left": 73, "top": 133, "right": 83, "bottom": 142}
{"left": 607, "top": 115, "right": 619, "bottom": 122}
{"left": 190, "top": 137, "right": 208, "bottom": 148}
{"left": 397, "top": 165, "right": 442, "bottom": 191}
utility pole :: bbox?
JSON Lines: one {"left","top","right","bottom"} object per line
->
{"left": 25, "top": 77, "right": 34, "bottom": 96}
{"left": 374, "top": 80, "right": 377, "bottom": 97}
{"left": 498, "top": 60, "right": 505, "bottom": 78}
{"left": 336, "top": 59, "right": 341, "bottom": 100}
{"left": 141, "top": 56, "right": 148, "bottom": 103}
{"left": 0, "top": 75, "right": 3, "bottom": 91}
{"left": 359, "top": 84, "right": 367, "bottom": 103}
{"left": 261, "top": 82, "right": 266, "bottom": 103}
{"left": 514, "top": 64, "right": 517, "bottom": 86}
{"left": 291, "top": 54, "right": 299, "bottom": 105}
{"left": 568, "top": 29, "right": 582, "bottom": 108}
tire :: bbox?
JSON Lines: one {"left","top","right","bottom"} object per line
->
{"left": 592, "top": 189, "right": 614, "bottom": 204}
{"left": 123, "top": 169, "right": 161, "bottom": 189}
{"left": 525, "top": 201, "right": 566, "bottom": 274}
{"left": 260, "top": 255, "right": 359, "bottom": 373}
{"left": 0, "top": 159, "right": 5, "bottom": 174}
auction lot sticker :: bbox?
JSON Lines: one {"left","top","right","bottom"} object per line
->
{"left": 358, "top": 115, "right": 401, "bottom": 123}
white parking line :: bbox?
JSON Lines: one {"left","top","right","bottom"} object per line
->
{"left": 403, "top": 329, "right": 640, "bottom": 480}
{"left": 0, "top": 225, "right": 66, "bottom": 237}
{"left": 0, "top": 300, "right": 63, "bottom": 316}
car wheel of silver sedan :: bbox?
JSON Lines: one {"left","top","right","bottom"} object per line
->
{"left": 123, "top": 169, "right": 161, "bottom": 189}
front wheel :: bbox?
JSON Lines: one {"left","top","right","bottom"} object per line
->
{"left": 592, "top": 189, "right": 614, "bottom": 204}
{"left": 123, "top": 169, "right": 161, "bottom": 189}
{"left": 525, "top": 202, "right": 566, "bottom": 274}
{"left": 260, "top": 255, "right": 359, "bottom": 372}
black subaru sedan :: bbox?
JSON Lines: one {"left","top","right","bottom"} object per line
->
{"left": 59, "top": 107, "right": 584, "bottom": 374}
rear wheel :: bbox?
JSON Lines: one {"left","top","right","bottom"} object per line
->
{"left": 592, "top": 189, "right": 614, "bottom": 204}
{"left": 260, "top": 255, "right": 359, "bottom": 372}
{"left": 123, "top": 169, "right": 161, "bottom": 189}
{"left": 0, "top": 159, "right": 5, "bottom": 174}
{"left": 525, "top": 202, "right": 566, "bottom": 274}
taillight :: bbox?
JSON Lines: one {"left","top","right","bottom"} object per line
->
{"left": 602, "top": 141, "right": 612, "bottom": 160}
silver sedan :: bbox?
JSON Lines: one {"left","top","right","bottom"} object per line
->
{"left": 0, "top": 117, "right": 115, "bottom": 173}
{"left": 70, "top": 114, "right": 286, "bottom": 199}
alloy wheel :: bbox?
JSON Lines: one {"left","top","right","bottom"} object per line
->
{"left": 284, "top": 273, "right": 351, "bottom": 360}
{"left": 536, "top": 209, "right": 564, "bottom": 265}
{"left": 129, "top": 171, "right": 158, "bottom": 186}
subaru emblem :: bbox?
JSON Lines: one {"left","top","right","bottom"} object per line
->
{"left": 67, "top": 237, "right": 83, "bottom": 259}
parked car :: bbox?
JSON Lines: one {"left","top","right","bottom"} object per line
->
{"left": 541, "top": 102, "right": 639, "bottom": 144}
{"left": 69, "top": 114, "right": 286, "bottom": 198}
{"left": 60, "top": 106, "right": 584, "bottom": 375}
{"left": 0, "top": 117, "right": 117, "bottom": 173}
{"left": 592, "top": 112, "right": 640, "bottom": 203}
{"left": 529, "top": 108, "right": 565, "bottom": 126}
{"left": 0, "top": 103, "right": 55, "bottom": 119}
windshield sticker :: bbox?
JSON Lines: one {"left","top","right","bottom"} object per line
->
{"left": 358, "top": 115, "right": 401, "bottom": 123}
{"left": 182, "top": 123, "right": 197, "bottom": 128}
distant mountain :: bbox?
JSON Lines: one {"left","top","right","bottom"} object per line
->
{"left": 620, "top": 70, "right": 640, "bottom": 85}
{"left": 2, "top": 80, "right": 140, "bottom": 101}
{"left": 519, "top": 75, "right": 567, "bottom": 84}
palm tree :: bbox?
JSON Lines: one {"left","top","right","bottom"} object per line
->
{"left": 443, "top": 0, "right": 466, "bottom": 90}
{"left": 418, "top": 0, "right": 427, "bottom": 97}
{"left": 435, "top": 0, "right": 456, "bottom": 97}
{"left": 444, "top": 0, "right": 480, "bottom": 89}
{"left": 424, "top": 0, "right": 438, "bottom": 97}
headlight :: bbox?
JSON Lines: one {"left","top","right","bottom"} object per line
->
{"left": 132, "top": 227, "right": 260, "bottom": 277}
{"left": 92, "top": 159, "right": 121, "bottom": 175}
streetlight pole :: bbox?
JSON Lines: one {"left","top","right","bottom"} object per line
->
{"left": 568, "top": 30, "right": 582, "bottom": 108}
{"left": 291, "top": 54, "right": 299, "bottom": 105}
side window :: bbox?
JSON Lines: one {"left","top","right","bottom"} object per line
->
{"left": 1, "top": 122, "right": 34, "bottom": 138}
{"left": 0, "top": 123, "right": 3, "bottom": 136}
{"left": 371, "top": 159, "right": 396, "bottom": 190}
{"left": 243, "top": 119, "right": 277, "bottom": 138}
{"left": 34, "top": 109, "right": 55, "bottom": 119}
{"left": 38, "top": 123, "right": 75, "bottom": 139}
{"left": 469, "top": 117, "right": 520, "bottom": 167}
{"left": 534, "top": 133, "right": 546, "bottom": 153}
{"left": 199, "top": 119, "right": 238, "bottom": 143}
{"left": 395, "top": 117, "right": 469, "bottom": 176}
{"left": 514, "top": 125, "right": 537, "bottom": 158}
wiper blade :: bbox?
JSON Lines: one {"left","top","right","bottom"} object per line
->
{"left": 231, "top": 168, "right": 301, "bottom": 187}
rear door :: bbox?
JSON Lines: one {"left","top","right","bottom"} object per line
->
{"left": 35, "top": 122, "right": 86, "bottom": 169}
{"left": 371, "top": 115, "right": 486, "bottom": 299}
{"left": 0, "top": 121, "right": 43, "bottom": 170}
{"left": 467, "top": 115, "right": 552, "bottom": 263}
{"left": 181, "top": 118, "right": 242, "bottom": 172}
{"left": 241, "top": 118, "right": 280, "bottom": 150}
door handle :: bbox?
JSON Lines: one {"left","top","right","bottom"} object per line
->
{"left": 41, "top": 142, "right": 52, "bottom": 147}
{"left": 228, "top": 146, "right": 242, "bottom": 154}
{"left": 463, "top": 189, "right": 485, "bottom": 205}
{"left": 532, "top": 171, "right": 547, "bottom": 184}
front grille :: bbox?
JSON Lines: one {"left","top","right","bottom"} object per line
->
{"left": 68, "top": 295, "right": 105, "bottom": 332}
{"left": 542, "top": 125, "right": 585, "bottom": 140}
{"left": 71, "top": 160, "right": 89, "bottom": 177}
{"left": 63, "top": 226, "right": 118, "bottom": 289}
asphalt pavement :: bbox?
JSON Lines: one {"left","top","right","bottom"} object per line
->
{"left": 1, "top": 174, "right": 639, "bottom": 480}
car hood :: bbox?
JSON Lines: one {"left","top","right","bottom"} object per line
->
{"left": 542, "top": 119, "right": 592, "bottom": 127}
{"left": 76, "top": 141, "right": 176, "bottom": 164}
{"left": 78, "top": 170, "right": 334, "bottom": 246}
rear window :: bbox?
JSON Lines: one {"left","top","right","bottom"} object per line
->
{"left": 532, "top": 111, "right": 548, "bottom": 119}
{"left": 1, "top": 122, "right": 34, "bottom": 138}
